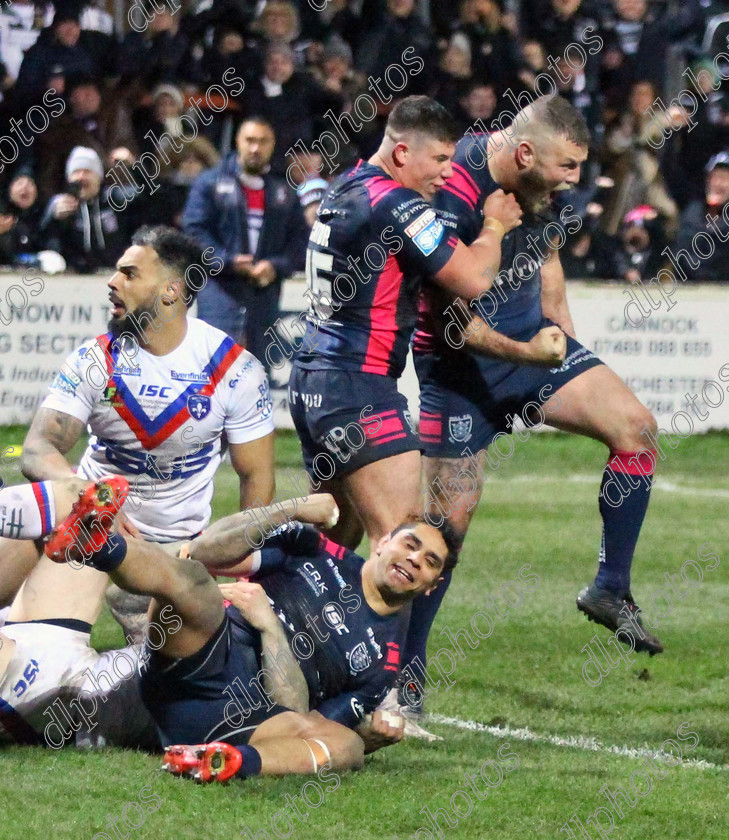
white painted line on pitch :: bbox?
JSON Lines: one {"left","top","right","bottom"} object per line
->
{"left": 652, "top": 480, "right": 729, "bottom": 498}
{"left": 489, "top": 474, "right": 729, "bottom": 498}
{"left": 429, "top": 714, "right": 729, "bottom": 771}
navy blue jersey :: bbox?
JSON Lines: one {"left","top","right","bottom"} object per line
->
{"left": 414, "top": 133, "right": 553, "bottom": 349}
{"left": 231, "top": 522, "right": 407, "bottom": 728}
{"left": 296, "top": 160, "right": 458, "bottom": 378}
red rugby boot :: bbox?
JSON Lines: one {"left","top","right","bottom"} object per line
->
{"left": 44, "top": 477, "right": 129, "bottom": 563}
{"left": 162, "top": 742, "right": 243, "bottom": 783}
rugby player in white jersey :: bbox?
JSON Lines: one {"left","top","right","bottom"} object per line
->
{"left": 0, "top": 477, "right": 354, "bottom": 756}
{"left": 2, "top": 226, "right": 275, "bottom": 636}
{"left": 0, "top": 477, "right": 156, "bottom": 749}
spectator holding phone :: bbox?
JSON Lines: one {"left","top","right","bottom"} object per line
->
{"left": 40, "top": 146, "right": 129, "bottom": 273}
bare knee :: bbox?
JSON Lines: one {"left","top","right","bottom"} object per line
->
{"left": 299, "top": 715, "right": 365, "bottom": 770}
{"left": 335, "top": 728, "right": 365, "bottom": 770}
{"left": 614, "top": 403, "right": 657, "bottom": 452}
{"left": 424, "top": 457, "right": 482, "bottom": 543}
{"left": 317, "top": 726, "right": 364, "bottom": 771}
{"left": 173, "top": 555, "right": 215, "bottom": 588}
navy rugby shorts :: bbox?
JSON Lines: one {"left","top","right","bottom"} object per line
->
{"left": 415, "top": 320, "right": 604, "bottom": 459}
{"left": 140, "top": 613, "right": 290, "bottom": 747}
{"left": 288, "top": 363, "right": 420, "bottom": 480}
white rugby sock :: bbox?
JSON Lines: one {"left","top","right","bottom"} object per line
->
{"left": 0, "top": 482, "right": 55, "bottom": 540}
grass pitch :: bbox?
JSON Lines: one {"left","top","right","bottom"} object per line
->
{"left": 1, "top": 428, "right": 727, "bottom": 840}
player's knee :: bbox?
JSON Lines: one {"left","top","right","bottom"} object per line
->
{"left": 347, "top": 730, "right": 365, "bottom": 770}
{"left": 298, "top": 716, "right": 363, "bottom": 769}
{"left": 619, "top": 404, "right": 657, "bottom": 451}
{"left": 631, "top": 408, "right": 657, "bottom": 449}
{"left": 174, "top": 556, "right": 215, "bottom": 590}
{"left": 336, "top": 727, "right": 365, "bottom": 770}
{"left": 442, "top": 508, "right": 470, "bottom": 546}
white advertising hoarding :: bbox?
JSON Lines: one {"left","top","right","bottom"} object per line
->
{"left": 2, "top": 275, "right": 728, "bottom": 431}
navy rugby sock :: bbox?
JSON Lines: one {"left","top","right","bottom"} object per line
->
{"left": 235, "top": 745, "right": 262, "bottom": 779}
{"left": 594, "top": 451, "right": 654, "bottom": 594}
{"left": 88, "top": 534, "right": 128, "bottom": 572}
{"left": 402, "top": 569, "right": 453, "bottom": 676}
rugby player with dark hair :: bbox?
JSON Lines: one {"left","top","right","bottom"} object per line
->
{"left": 8, "top": 225, "right": 275, "bottom": 640}
{"left": 33, "top": 476, "right": 459, "bottom": 780}
{"left": 403, "top": 95, "right": 662, "bottom": 716}
{"left": 0, "top": 477, "right": 458, "bottom": 774}
{"left": 289, "top": 94, "right": 523, "bottom": 553}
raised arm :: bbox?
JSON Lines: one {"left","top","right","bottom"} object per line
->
{"left": 433, "top": 190, "right": 523, "bottom": 300}
{"left": 21, "top": 408, "right": 85, "bottom": 481}
{"left": 187, "top": 494, "right": 339, "bottom": 572}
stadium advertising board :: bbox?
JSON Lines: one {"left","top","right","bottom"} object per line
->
{"left": 2, "top": 275, "right": 729, "bottom": 431}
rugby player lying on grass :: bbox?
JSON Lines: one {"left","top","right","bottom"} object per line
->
{"left": 0, "top": 477, "right": 300, "bottom": 751}
{"left": 0, "top": 477, "right": 158, "bottom": 750}
{"left": 1, "top": 477, "right": 458, "bottom": 781}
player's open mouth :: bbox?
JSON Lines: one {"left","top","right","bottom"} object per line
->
{"left": 109, "top": 294, "right": 125, "bottom": 316}
{"left": 392, "top": 563, "right": 413, "bottom": 583}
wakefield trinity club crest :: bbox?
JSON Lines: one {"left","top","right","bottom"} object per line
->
{"left": 188, "top": 394, "right": 211, "bottom": 421}
{"left": 448, "top": 414, "right": 472, "bottom": 443}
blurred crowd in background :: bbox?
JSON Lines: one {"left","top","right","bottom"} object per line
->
{"left": 0, "top": 0, "right": 728, "bottom": 289}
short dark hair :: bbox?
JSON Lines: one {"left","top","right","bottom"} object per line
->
{"left": 238, "top": 115, "right": 275, "bottom": 136}
{"left": 131, "top": 225, "right": 205, "bottom": 306}
{"left": 66, "top": 74, "right": 99, "bottom": 96}
{"left": 390, "top": 515, "right": 460, "bottom": 573}
{"left": 385, "top": 96, "right": 460, "bottom": 145}
{"left": 530, "top": 95, "right": 590, "bottom": 149}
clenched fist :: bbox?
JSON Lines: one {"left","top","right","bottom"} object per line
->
{"left": 527, "top": 326, "right": 567, "bottom": 367}
{"left": 294, "top": 493, "right": 340, "bottom": 529}
{"left": 482, "top": 189, "right": 523, "bottom": 234}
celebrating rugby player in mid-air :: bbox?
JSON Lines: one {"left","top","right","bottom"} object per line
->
{"left": 407, "top": 96, "right": 662, "bottom": 700}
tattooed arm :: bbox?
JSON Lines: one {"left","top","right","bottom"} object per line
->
{"left": 218, "top": 580, "right": 310, "bottom": 712}
{"left": 21, "top": 408, "right": 86, "bottom": 481}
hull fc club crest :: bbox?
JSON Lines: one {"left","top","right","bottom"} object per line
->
{"left": 347, "top": 642, "right": 371, "bottom": 674}
{"left": 448, "top": 414, "right": 472, "bottom": 443}
{"left": 188, "top": 394, "right": 211, "bottom": 421}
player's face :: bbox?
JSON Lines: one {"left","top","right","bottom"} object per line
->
{"left": 107, "top": 245, "right": 172, "bottom": 338}
{"left": 515, "top": 135, "right": 587, "bottom": 211}
{"left": 376, "top": 523, "right": 448, "bottom": 598}
{"left": 399, "top": 137, "right": 456, "bottom": 200}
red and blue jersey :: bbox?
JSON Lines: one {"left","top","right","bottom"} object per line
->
{"left": 239, "top": 522, "right": 407, "bottom": 728}
{"left": 42, "top": 318, "right": 274, "bottom": 541}
{"left": 415, "top": 133, "right": 553, "bottom": 350}
{"left": 296, "top": 160, "right": 458, "bottom": 378}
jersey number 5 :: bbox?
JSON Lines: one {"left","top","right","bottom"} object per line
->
{"left": 305, "top": 247, "right": 334, "bottom": 300}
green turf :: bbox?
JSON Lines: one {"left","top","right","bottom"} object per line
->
{"left": 1, "top": 429, "right": 728, "bottom": 839}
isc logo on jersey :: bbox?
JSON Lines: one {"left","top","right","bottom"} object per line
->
{"left": 139, "top": 385, "right": 171, "bottom": 398}
{"left": 405, "top": 209, "right": 443, "bottom": 256}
